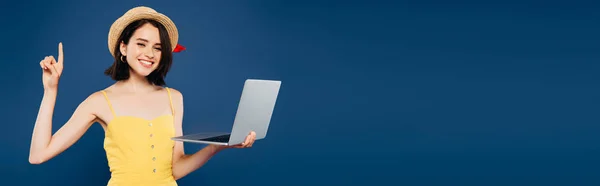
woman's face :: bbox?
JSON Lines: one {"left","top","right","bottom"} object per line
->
{"left": 120, "top": 23, "right": 162, "bottom": 77}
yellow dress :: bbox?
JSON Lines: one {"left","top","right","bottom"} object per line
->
{"left": 101, "top": 88, "right": 178, "bottom": 186}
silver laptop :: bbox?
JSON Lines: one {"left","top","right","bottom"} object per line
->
{"left": 171, "top": 79, "right": 282, "bottom": 146}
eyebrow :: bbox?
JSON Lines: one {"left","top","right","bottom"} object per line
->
{"left": 135, "top": 38, "right": 161, "bottom": 45}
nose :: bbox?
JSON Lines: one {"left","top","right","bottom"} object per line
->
{"left": 144, "top": 48, "right": 155, "bottom": 59}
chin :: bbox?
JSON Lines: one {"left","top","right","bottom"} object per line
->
{"left": 131, "top": 67, "right": 157, "bottom": 77}
{"left": 139, "top": 70, "right": 155, "bottom": 77}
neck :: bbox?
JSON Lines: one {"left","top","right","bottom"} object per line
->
{"left": 117, "top": 70, "right": 154, "bottom": 93}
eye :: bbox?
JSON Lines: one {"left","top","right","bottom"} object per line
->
{"left": 154, "top": 47, "right": 161, "bottom": 52}
{"left": 137, "top": 43, "right": 146, "bottom": 47}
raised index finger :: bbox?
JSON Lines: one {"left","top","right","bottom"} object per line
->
{"left": 57, "top": 42, "right": 64, "bottom": 64}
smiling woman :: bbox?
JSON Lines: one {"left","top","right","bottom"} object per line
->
{"left": 28, "top": 6, "right": 256, "bottom": 186}
{"left": 104, "top": 19, "right": 173, "bottom": 86}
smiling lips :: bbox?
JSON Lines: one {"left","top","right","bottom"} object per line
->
{"left": 139, "top": 59, "right": 154, "bottom": 68}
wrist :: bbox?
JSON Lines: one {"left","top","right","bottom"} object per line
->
{"left": 209, "top": 144, "right": 227, "bottom": 153}
{"left": 44, "top": 88, "right": 58, "bottom": 95}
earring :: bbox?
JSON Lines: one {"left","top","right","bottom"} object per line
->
{"left": 121, "top": 56, "right": 126, "bottom": 62}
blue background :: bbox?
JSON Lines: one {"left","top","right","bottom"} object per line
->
{"left": 1, "top": 0, "right": 600, "bottom": 185}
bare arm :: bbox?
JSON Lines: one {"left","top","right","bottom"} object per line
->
{"left": 169, "top": 89, "right": 224, "bottom": 180}
{"left": 169, "top": 88, "right": 256, "bottom": 180}
{"left": 29, "top": 42, "right": 99, "bottom": 164}
{"left": 29, "top": 91, "right": 99, "bottom": 164}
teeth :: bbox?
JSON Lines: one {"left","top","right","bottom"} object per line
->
{"left": 140, "top": 60, "right": 153, "bottom": 65}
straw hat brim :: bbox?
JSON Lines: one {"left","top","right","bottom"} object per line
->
{"left": 108, "top": 6, "right": 178, "bottom": 57}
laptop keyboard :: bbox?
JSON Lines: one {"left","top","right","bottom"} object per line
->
{"left": 201, "top": 134, "right": 231, "bottom": 142}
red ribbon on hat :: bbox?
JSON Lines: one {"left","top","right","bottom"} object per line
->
{"left": 173, "top": 44, "right": 186, "bottom": 53}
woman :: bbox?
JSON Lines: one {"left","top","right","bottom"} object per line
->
{"left": 28, "top": 6, "right": 256, "bottom": 185}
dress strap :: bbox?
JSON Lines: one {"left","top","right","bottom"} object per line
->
{"left": 166, "top": 87, "right": 175, "bottom": 115}
{"left": 101, "top": 90, "right": 117, "bottom": 117}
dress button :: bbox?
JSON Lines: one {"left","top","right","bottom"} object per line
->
{"left": 149, "top": 122, "right": 153, "bottom": 127}
{"left": 151, "top": 145, "right": 154, "bottom": 149}
{"left": 150, "top": 134, "right": 153, "bottom": 137}
{"left": 153, "top": 169, "right": 156, "bottom": 173}
{"left": 152, "top": 157, "right": 156, "bottom": 161}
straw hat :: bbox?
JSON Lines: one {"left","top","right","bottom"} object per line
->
{"left": 108, "top": 6, "right": 179, "bottom": 57}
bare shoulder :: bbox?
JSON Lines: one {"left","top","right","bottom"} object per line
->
{"left": 78, "top": 91, "right": 107, "bottom": 108}
{"left": 167, "top": 87, "right": 184, "bottom": 102}
{"left": 167, "top": 87, "right": 184, "bottom": 116}
{"left": 60, "top": 90, "right": 109, "bottom": 125}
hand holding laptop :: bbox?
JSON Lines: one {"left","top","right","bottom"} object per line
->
{"left": 219, "top": 131, "right": 256, "bottom": 149}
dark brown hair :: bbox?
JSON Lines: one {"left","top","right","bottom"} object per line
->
{"left": 104, "top": 19, "right": 173, "bottom": 86}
